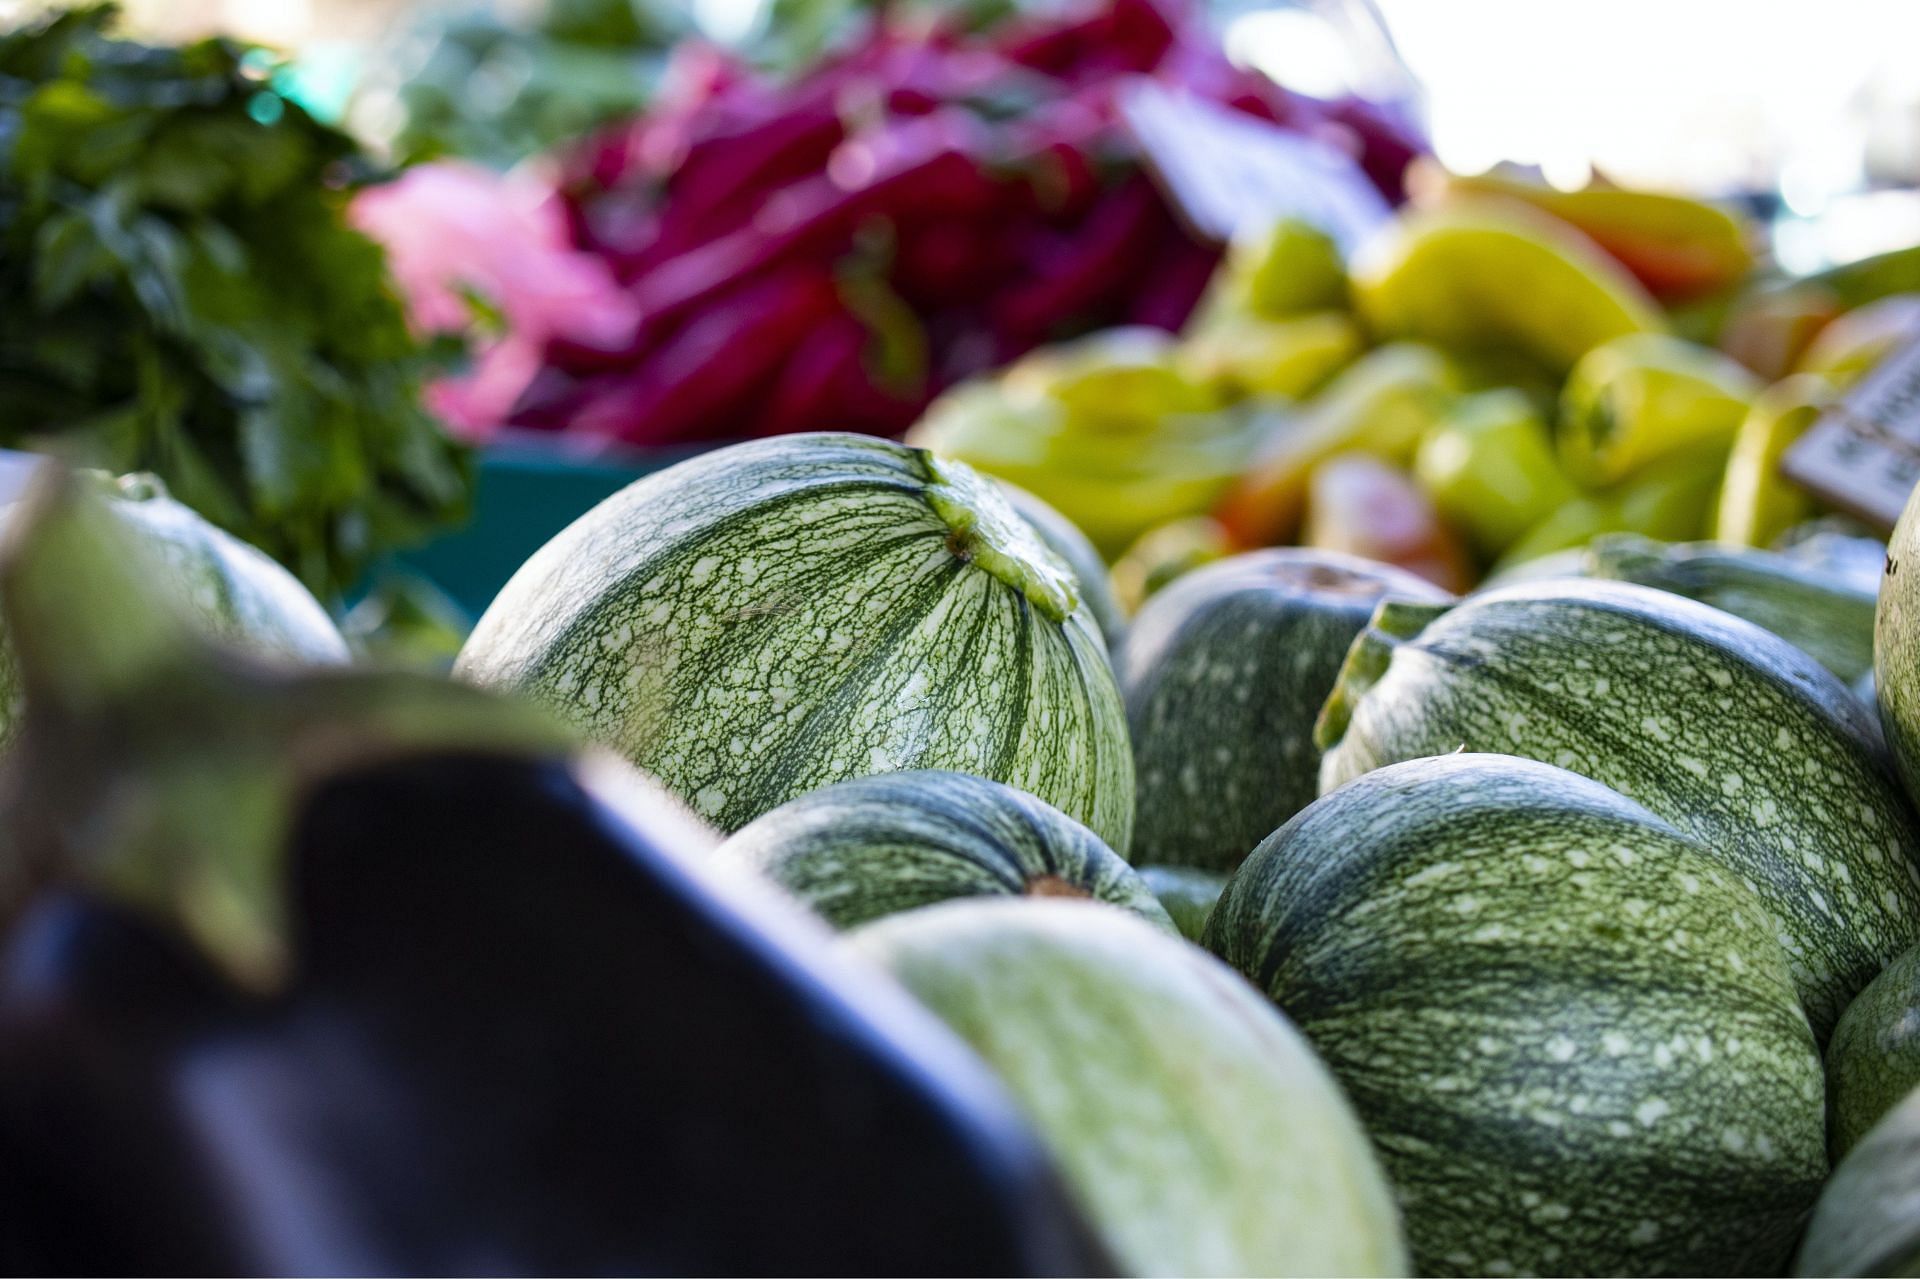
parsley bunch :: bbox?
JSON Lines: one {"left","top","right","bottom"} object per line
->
{"left": 0, "top": 5, "right": 470, "bottom": 599}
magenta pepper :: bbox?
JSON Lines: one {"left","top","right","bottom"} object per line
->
{"left": 1123, "top": 222, "right": 1221, "bottom": 331}
{"left": 990, "top": 176, "right": 1160, "bottom": 345}
{"left": 751, "top": 311, "right": 868, "bottom": 437}
{"left": 555, "top": 264, "right": 843, "bottom": 446}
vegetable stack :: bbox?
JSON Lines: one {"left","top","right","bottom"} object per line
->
{"left": 496, "top": 0, "right": 1421, "bottom": 445}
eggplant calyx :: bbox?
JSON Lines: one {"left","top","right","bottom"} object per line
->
{"left": 0, "top": 466, "right": 576, "bottom": 989}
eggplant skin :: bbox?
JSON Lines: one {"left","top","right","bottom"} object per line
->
{"left": 0, "top": 751, "right": 1112, "bottom": 1277}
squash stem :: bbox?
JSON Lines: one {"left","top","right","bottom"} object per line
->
{"left": 1313, "top": 597, "right": 1452, "bottom": 753}
{"left": 919, "top": 451, "right": 1080, "bottom": 624}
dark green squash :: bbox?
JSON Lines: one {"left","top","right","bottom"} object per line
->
{"left": 1829, "top": 944, "right": 1920, "bottom": 1159}
{"left": 1207, "top": 753, "right": 1827, "bottom": 1276}
{"left": 1319, "top": 580, "right": 1920, "bottom": 1039}
{"left": 1135, "top": 865, "right": 1228, "bottom": 943}
{"left": 716, "top": 770, "right": 1171, "bottom": 932}
{"left": 1118, "top": 548, "right": 1449, "bottom": 872}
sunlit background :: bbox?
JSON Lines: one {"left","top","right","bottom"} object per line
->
{"left": 6, "top": 0, "right": 1919, "bottom": 268}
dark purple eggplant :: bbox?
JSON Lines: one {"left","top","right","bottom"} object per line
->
{"left": 0, "top": 468, "right": 1111, "bottom": 1277}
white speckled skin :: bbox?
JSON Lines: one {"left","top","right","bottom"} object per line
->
{"left": 1209, "top": 754, "right": 1827, "bottom": 1277}
{"left": 853, "top": 898, "right": 1409, "bottom": 1279}
{"left": 456, "top": 435, "right": 1133, "bottom": 849}
{"left": 1118, "top": 547, "right": 1450, "bottom": 873}
{"left": 1321, "top": 579, "right": 1920, "bottom": 1041}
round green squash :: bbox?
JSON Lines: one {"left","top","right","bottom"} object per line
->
{"left": 455, "top": 435, "right": 1134, "bottom": 848}
{"left": 1573, "top": 533, "right": 1878, "bottom": 686}
{"left": 1829, "top": 943, "right": 1920, "bottom": 1159}
{"left": 1206, "top": 753, "right": 1828, "bottom": 1277}
{"left": 1135, "top": 864, "right": 1228, "bottom": 943}
{"left": 1797, "top": 1082, "right": 1920, "bottom": 1277}
{"left": 715, "top": 770, "right": 1171, "bottom": 932}
{"left": 850, "top": 898, "right": 1408, "bottom": 1278}
{"left": 1318, "top": 579, "right": 1920, "bottom": 1040}
{"left": 1879, "top": 483, "right": 1920, "bottom": 805}
{"left": 1117, "top": 548, "right": 1450, "bottom": 872}
{"left": 0, "top": 472, "right": 347, "bottom": 738}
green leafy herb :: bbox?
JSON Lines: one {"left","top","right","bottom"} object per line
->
{"left": 0, "top": 5, "right": 471, "bottom": 600}
{"left": 363, "top": 0, "right": 684, "bottom": 169}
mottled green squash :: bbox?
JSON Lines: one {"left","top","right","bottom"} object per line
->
{"left": 1000, "top": 482, "right": 1125, "bottom": 650}
{"left": 851, "top": 899, "right": 1408, "bottom": 1278}
{"left": 1797, "top": 1083, "right": 1920, "bottom": 1276}
{"left": 456, "top": 435, "right": 1133, "bottom": 848}
{"left": 1829, "top": 944, "right": 1920, "bottom": 1159}
{"left": 1207, "top": 753, "right": 1828, "bottom": 1276}
{"left": 1578, "top": 533, "right": 1878, "bottom": 685}
{"left": 0, "top": 471, "right": 347, "bottom": 739}
{"left": 1319, "top": 580, "right": 1920, "bottom": 1039}
{"left": 715, "top": 770, "right": 1170, "bottom": 932}
{"left": 1118, "top": 548, "right": 1449, "bottom": 872}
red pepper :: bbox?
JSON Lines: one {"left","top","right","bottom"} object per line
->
{"left": 990, "top": 176, "right": 1160, "bottom": 346}
{"left": 554, "top": 265, "right": 843, "bottom": 446}
{"left": 519, "top": 0, "right": 1425, "bottom": 443}
{"left": 1324, "top": 95, "right": 1426, "bottom": 204}
{"left": 750, "top": 311, "right": 868, "bottom": 437}
{"left": 1123, "top": 220, "right": 1221, "bottom": 331}
{"left": 638, "top": 105, "right": 848, "bottom": 270}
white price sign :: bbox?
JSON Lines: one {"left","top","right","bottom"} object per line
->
{"left": 1782, "top": 336, "right": 1920, "bottom": 531}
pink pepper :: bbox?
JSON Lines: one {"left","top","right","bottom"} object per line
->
{"left": 350, "top": 161, "right": 640, "bottom": 441}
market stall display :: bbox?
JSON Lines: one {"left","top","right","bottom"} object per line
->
{"left": 13, "top": 1, "right": 1920, "bottom": 1275}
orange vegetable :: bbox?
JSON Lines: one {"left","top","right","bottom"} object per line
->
{"left": 1409, "top": 159, "right": 1756, "bottom": 303}
{"left": 1302, "top": 453, "right": 1474, "bottom": 594}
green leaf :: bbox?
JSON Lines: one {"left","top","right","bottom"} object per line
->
{"left": 0, "top": 3, "right": 471, "bottom": 600}
{"left": 30, "top": 206, "right": 112, "bottom": 308}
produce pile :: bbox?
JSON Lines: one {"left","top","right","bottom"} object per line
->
{"left": 11, "top": 368, "right": 1920, "bottom": 1273}
{"left": 916, "top": 160, "right": 1920, "bottom": 597}
{"left": 19, "top": 4, "right": 1920, "bottom": 1276}
{"left": 361, "top": 0, "right": 1423, "bottom": 447}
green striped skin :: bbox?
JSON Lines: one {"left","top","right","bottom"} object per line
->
{"left": 1206, "top": 754, "right": 1828, "bottom": 1277}
{"left": 850, "top": 899, "right": 1408, "bottom": 1278}
{"left": 1000, "top": 482, "right": 1126, "bottom": 651}
{"left": 0, "top": 473, "right": 348, "bottom": 739}
{"left": 1879, "top": 483, "right": 1920, "bottom": 809}
{"left": 1796, "top": 1083, "right": 1920, "bottom": 1277}
{"left": 1319, "top": 580, "right": 1920, "bottom": 1041}
{"left": 1118, "top": 549, "right": 1450, "bottom": 872}
{"left": 1568, "top": 533, "right": 1878, "bottom": 685}
{"left": 1136, "top": 864, "right": 1228, "bottom": 943}
{"left": 1829, "top": 944, "right": 1920, "bottom": 1159}
{"left": 456, "top": 435, "right": 1133, "bottom": 848}
{"left": 715, "top": 770, "right": 1172, "bottom": 933}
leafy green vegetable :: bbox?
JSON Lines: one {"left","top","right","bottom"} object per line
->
{"left": 364, "top": 0, "right": 684, "bottom": 169}
{"left": 0, "top": 5, "right": 470, "bottom": 599}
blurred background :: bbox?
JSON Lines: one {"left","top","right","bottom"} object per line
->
{"left": 6, "top": 0, "right": 1919, "bottom": 632}
{"left": 36, "top": 0, "right": 1920, "bottom": 273}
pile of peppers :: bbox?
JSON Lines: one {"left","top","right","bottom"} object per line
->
{"left": 506, "top": 0, "right": 1422, "bottom": 446}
